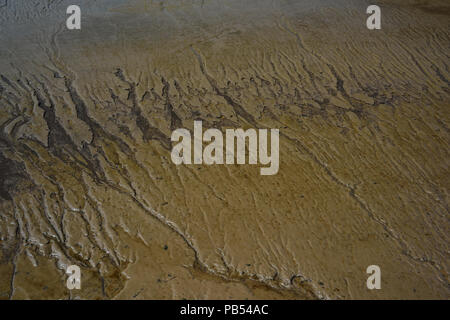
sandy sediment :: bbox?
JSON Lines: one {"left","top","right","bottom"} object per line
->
{"left": 0, "top": 0, "right": 449, "bottom": 299}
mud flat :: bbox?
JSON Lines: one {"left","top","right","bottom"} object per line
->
{"left": 0, "top": 0, "right": 449, "bottom": 299}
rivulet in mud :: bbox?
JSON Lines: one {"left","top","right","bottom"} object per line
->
{"left": 0, "top": 0, "right": 449, "bottom": 299}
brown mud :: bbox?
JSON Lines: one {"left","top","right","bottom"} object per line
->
{"left": 0, "top": 0, "right": 449, "bottom": 299}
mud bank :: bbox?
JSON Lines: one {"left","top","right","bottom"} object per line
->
{"left": 0, "top": 0, "right": 449, "bottom": 299}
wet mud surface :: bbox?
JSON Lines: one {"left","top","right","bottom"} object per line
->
{"left": 0, "top": 0, "right": 449, "bottom": 299}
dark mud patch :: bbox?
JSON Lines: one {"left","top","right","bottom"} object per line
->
{"left": 416, "top": 5, "right": 450, "bottom": 15}
{"left": 381, "top": 0, "right": 450, "bottom": 16}
{"left": 0, "top": 152, "right": 30, "bottom": 201}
